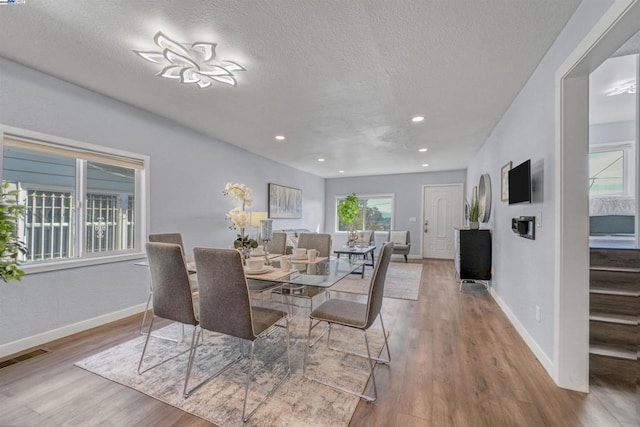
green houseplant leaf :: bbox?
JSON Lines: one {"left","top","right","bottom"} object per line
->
{"left": 0, "top": 181, "right": 28, "bottom": 282}
{"left": 468, "top": 198, "right": 480, "bottom": 222}
{"left": 337, "top": 193, "right": 360, "bottom": 229}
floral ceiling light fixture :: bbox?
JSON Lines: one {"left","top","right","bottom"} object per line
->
{"left": 606, "top": 79, "right": 636, "bottom": 96}
{"left": 134, "top": 31, "right": 246, "bottom": 89}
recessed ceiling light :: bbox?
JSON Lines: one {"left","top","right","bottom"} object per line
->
{"left": 275, "top": 135, "right": 285, "bottom": 141}
{"left": 418, "top": 148, "right": 427, "bottom": 152}
{"left": 412, "top": 116, "right": 425, "bottom": 122}
{"left": 318, "top": 158, "right": 325, "bottom": 162}
{"left": 339, "top": 170, "right": 345, "bottom": 173}
{"left": 421, "top": 163, "right": 429, "bottom": 167}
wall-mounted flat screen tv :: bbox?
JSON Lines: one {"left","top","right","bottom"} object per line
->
{"left": 508, "top": 159, "right": 532, "bottom": 204}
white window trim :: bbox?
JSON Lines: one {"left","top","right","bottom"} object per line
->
{"left": 334, "top": 193, "right": 395, "bottom": 233}
{"left": 0, "top": 125, "right": 150, "bottom": 273}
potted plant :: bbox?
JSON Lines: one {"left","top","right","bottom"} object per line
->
{"left": 0, "top": 181, "right": 28, "bottom": 282}
{"left": 468, "top": 198, "right": 480, "bottom": 230}
{"left": 337, "top": 193, "right": 360, "bottom": 246}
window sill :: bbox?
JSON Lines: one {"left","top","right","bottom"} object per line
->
{"left": 22, "top": 252, "right": 147, "bottom": 275}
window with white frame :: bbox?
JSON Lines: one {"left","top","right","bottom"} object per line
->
{"left": 589, "top": 142, "right": 634, "bottom": 196}
{"left": 335, "top": 194, "right": 393, "bottom": 232}
{"left": 1, "top": 132, "right": 146, "bottom": 265}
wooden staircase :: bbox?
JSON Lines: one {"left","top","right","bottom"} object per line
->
{"left": 589, "top": 248, "right": 639, "bottom": 383}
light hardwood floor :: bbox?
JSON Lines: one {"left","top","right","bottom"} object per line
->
{"left": 0, "top": 259, "right": 636, "bottom": 426}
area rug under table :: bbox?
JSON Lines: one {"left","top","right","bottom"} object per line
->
{"left": 331, "top": 261, "right": 422, "bottom": 300}
{"left": 76, "top": 318, "right": 387, "bottom": 427}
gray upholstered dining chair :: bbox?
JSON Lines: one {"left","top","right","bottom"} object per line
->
{"left": 141, "top": 233, "right": 194, "bottom": 336}
{"left": 297, "top": 232, "right": 332, "bottom": 257}
{"left": 267, "top": 231, "right": 288, "bottom": 255}
{"left": 185, "top": 247, "right": 291, "bottom": 423}
{"left": 387, "top": 230, "right": 411, "bottom": 263}
{"left": 303, "top": 242, "right": 394, "bottom": 402}
{"left": 148, "top": 232, "right": 184, "bottom": 249}
{"left": 138, "top": 242, "right": 200, "bottom": 398}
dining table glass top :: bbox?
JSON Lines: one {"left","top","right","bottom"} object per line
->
{"left": 136, "top": 254, "right": 365, "bottom": 289}
{"left": 247, "top": 256, "right": 365, "bottom": 288}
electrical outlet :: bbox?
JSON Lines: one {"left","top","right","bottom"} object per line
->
{"left": 535, "top": 305, "right": 541, "bottom": 322}
{"left": 536, "top": 212, "right": 542, "bottom": 228}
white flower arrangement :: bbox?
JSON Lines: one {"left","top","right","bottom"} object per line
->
{"left": 225, "top": 207, "right": 249, "bottom": 228}
{"left": 222, "top": 182, "right": 253, "bottom": 207}
{"left": 222, "top": 183, "right": 258, "bottom": 250}
{"left": 222, "top": 182, "right": 252, "bottom": 230}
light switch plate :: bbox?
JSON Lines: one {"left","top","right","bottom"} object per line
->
{"left": 536, "top": 212, "right": 542, "bottom": 228}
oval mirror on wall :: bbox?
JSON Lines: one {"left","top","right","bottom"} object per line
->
{"left": 478, "top": 173, "right": 491, "bottom": 223}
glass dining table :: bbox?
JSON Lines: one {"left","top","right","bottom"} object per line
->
{"left": 136, "top": 254, "right": 365, "bottom": 308}
{"left": 245, "top": 255, "right": 366, "bottom": 291}
{"left": 136, "top": 255, "right": 365, "bottom": 290}
{"left": 245, "top": 256, "right": 365, "bottom": 323}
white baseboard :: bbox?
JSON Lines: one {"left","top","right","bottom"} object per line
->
{"left": 488, "top": 287, "right": 556, "bottom": 378}
{"left": 0, "top": 303, "right": 147, "bottom": 359}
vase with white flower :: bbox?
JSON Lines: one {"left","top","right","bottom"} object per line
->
{"left": 223, "top": 183, "right": 258, "bottom": 257}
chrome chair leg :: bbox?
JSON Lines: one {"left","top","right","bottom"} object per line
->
{"left": 139, "top": 291, "right": 152, "bottom": 335}
{"left": 326, "top": 315, "right": 390, "bottom": 364}
{"left": 242, "top": 321, "right": 291, "bottom": 422}
{"left": 379, "top": 313, "right": 391, "bottom": 364}
{"left": 303, "top": 319, "right": 379, "bottom": 402}
{"left": 139, "top": 317, "right": 198, "bottom": 376}
{"left": 140, "top": 290, "right": 187, "bottom": 344}
{"left": 182, "top": 328, "right": 202, "bottom": 397}
{"left": 362, "top": 329, "right": 378, "bottom": 401}
{"left": 184, "top": 337, "right": 244, "bottom": 398}
{"left": 241, "top": 340, "right": 256, "bottom": 422}
{"left": 137, "top": 314, "right": 155, "bottom": 374}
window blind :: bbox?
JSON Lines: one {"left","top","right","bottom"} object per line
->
{"left": 3, "top": 135, "right": 145, "bottom": 170}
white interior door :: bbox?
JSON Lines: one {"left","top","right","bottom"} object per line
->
{"left": 423, "top": 184, "right": 463, "bottom": 259}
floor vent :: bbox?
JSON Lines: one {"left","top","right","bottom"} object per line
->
{"left": 0, "top": 349, "right": 49, "bottom": 369}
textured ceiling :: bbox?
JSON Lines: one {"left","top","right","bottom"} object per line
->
{"left": 0, "top": 0, "right": 582, "bottom": 178}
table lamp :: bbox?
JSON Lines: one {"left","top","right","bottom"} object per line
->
{"left": 259, "top": 219, "right": 273, "bottom": 265}
{"left": 249, "top": 211, "right": 267, "bottom": 240}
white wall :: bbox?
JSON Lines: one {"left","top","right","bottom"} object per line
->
{"left": 465, "top": 0, "right": 615, "bottom": 365}
{"left": 590, "top": 120, "right": 635, "bottom": 144}
{"left": 0, "top": 57, "right": 324, "bottom": 356}
{"left": 325, "top": 170, "right": 466, "bottom": 255}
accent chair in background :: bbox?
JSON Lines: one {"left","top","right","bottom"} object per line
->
{"left": 387, "top": 230, "right": 411, "bottom": 263}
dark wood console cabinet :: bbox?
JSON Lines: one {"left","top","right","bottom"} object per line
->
{"left": 454, "top": 228, "right": 492, "bottom": 282}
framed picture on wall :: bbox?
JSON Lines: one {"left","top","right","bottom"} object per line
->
{"left": 501, "top": 161, "right": 512, "bottom": 201}
{"left": 268, "top": 183, "right": 302, "bottom": 218}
